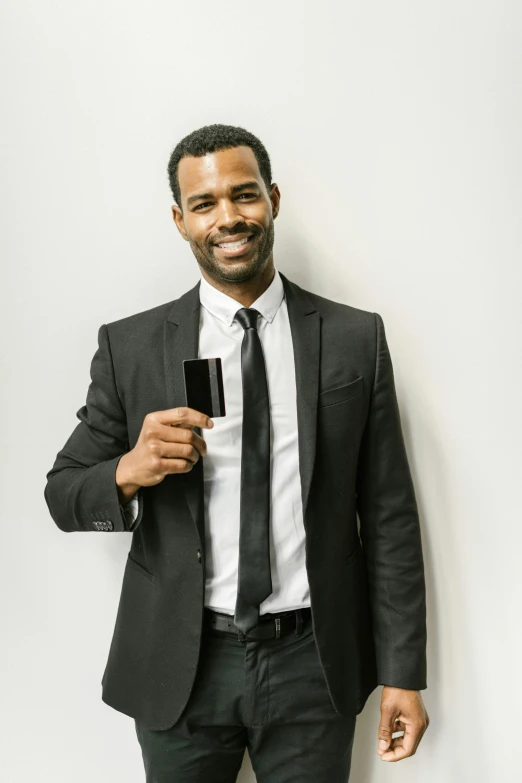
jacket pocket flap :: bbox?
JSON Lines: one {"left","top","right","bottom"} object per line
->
{"left": 319, "top": 375, "right": 363, "bottom": 408}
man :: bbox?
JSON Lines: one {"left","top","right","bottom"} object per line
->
{"left": 44, "top": 124, "right": 429, "bottom": 782}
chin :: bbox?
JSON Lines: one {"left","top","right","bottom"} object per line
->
{"left": 217, "top": 259, "right": 262, "bottom": 282}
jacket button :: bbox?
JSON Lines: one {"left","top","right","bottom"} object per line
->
{"left": 197, "top": 549, "right": 202, "bottom": 562}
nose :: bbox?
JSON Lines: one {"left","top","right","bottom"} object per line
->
{"left": 215, "top": 198, "right": 243, "bottom": 232}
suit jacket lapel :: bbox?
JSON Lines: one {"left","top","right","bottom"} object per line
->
{"left": 163, "top": 272, "right": 320, "bottom": 549}
{"left": 164, "top": 281, "right": 205, "bottom": 546}
{"left": 279, "top": 271, "right": 320, "bottom": 533}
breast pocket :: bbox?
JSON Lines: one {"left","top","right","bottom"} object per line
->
{"left": 318, "top": 375, "right": 363, "bottom": 408}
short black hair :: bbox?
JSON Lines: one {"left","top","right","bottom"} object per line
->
{"left": 167, "top": 124, "right": 272, "bottom": 207}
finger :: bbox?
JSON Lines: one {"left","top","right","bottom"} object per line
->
{"left": 156, "top": 422, "right": 208, "bottom": 456}
{"left": 379, "top": 722, "right": 420, "bottom": 762}
{"left": 159, "top": 457, "right": 195, "bottom": 474}
{"left": 401, "top": 714, "right": 427, "bottom": 754}
{"left": 159, "top": 441, "right": 201, "bottom": 464}
{"left": 157, "top": 406, "right": 214, "bottom": 430}
{"left": 148, "top": 427, "right": 205, "bottom": 462}
{"left": 392, "top": 717, "right": 406, "bottom": 739}
{"left": 380, "top": 739, "right": 405, "bottom": 762}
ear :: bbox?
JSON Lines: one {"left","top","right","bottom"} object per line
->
{"left": 171, "top": 204, "right": 189, "bottom": 241}
{"left": 269, "top": 183, "right": 281, "bottom": 220}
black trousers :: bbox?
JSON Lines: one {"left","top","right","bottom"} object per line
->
{"left": 134, "top": 608, "right": 356, "bottom": 782}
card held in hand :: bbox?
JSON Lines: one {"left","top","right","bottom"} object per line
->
{"left": 182, "top": 358, "right": 226, "bottom": 419}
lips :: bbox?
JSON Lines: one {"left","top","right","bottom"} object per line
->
{"left": 216, "top": 236, "right": 250, "bottom": 250}
{"left": 213, "top": 233, "right": 254, "bottom": 258}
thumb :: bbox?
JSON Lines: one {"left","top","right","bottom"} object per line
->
{"left": 378, "top": 714, "right": 395, "bottom": 750}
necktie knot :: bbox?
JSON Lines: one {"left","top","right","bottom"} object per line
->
{"left": 235, "top": 307, "right": 260, "bottom": 331}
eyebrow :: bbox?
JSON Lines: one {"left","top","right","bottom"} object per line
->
{"left": 186, "top": 181, "right": 261, "bottom": 207}
{"left": 230, "top": 181, "right": 260, "bottom": 194}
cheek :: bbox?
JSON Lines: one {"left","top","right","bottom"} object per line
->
{"left": 246, "top": 212, "right": 270, "bottom": 234}
{"left": 186, "top": 218, "right": 214, "bottom": 245}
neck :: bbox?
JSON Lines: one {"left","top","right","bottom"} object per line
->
{"left": 200, "top": 258, "right": 275, "bottom": 308}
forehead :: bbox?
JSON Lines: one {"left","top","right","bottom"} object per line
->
{"left": 177, "top": 146, "right": 263, "bottom": 202}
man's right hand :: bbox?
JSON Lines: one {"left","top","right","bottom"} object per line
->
{"left": 115, "top": 407, "right": 214, "bottom": 503}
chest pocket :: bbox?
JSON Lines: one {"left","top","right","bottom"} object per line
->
{"left": 318, "top": 375, "right": 363, "bottom": 408}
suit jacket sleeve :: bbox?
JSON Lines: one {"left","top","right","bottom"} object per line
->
{"left": 356, "top": 312, "right": 427, "bottom": 690}
{"left": 44, "top": 323, "right": 144, "bottom": 533}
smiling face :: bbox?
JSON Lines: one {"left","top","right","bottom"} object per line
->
{"left": 171, "top": 146, "right": 280, "bottom": 285}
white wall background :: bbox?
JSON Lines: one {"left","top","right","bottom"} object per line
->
{"left": 2, "top": 1, "right": 521, "bottom": 781}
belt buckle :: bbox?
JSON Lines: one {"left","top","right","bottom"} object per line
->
{"left": 236, "top": 610, "right": 305, "bottom": 642}
{"left": 237, "top": 617, "right": 277, "bottom": 642}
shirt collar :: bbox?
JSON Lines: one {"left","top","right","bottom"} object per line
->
{"left": 199, "top": 266, "right": 285, "bottom": 327}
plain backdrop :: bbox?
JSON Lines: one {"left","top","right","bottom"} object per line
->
{"left": 2, "top": 1, "right": 521, "bottom": 781}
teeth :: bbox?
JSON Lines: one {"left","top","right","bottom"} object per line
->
{"left": 217, "top": 237, "right": 250, "bottom": 249}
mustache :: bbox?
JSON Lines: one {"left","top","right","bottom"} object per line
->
{"left": 209, "top": 224, "right": 260, "bottom": 247}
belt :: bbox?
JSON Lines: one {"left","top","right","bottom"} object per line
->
{"left": 204, "top": 606, "right": 312, "bottom": 642}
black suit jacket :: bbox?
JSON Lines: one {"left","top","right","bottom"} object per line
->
{"left": 44, "top": 271, "right": 427, "bottom": 730}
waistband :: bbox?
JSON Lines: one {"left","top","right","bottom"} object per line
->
{"left": 203, "top": 606, "right": 312, "bottom": 642}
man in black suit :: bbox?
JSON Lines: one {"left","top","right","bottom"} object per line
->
{"left": 44, "top": 124, "right": 429, "bottom": 782}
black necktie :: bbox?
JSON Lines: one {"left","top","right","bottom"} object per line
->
{"left": 233, "top": 307, "right": 272, "bottom": 635}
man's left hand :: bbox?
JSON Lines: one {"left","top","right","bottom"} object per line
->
{"left": 377, "top": 686, "right": 429, "bottom": 762}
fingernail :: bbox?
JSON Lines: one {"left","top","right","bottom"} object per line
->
{"left": 379, "top": 740, "right": 388, "bottom": 748}
{"left": 207, "top": 418, "right": 214, "bottom": 428}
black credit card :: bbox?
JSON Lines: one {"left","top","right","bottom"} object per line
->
{"left": 182, "top": 358, "right": 226, "bottom": 419}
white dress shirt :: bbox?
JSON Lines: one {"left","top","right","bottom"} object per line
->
{"left": 124, "top": 267, "right": 311, "bottom": 615}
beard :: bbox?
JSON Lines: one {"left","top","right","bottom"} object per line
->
{"left": 187, "top": 218, "right": 275, "bottom": 284}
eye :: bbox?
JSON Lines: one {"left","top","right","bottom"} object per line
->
{"left": 237, "top": 192, "right": 257, "bottom": 200}
{"left": 193, "top": 202, "right": 213, "bottom": 211}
